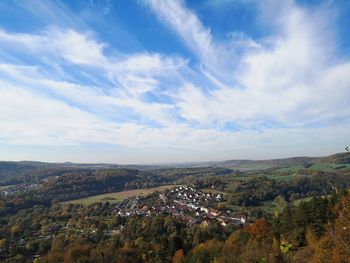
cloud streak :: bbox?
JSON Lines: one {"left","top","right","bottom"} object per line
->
{"left": 0, "top": 0, "right": 349, "bottom": 162}
{"left": 146, "top": 0, "right": 350, "bottom": 127}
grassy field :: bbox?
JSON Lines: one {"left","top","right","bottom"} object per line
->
{"left": 62, "top": 185, "right": 178, "bottom": 205}
{"left": 233, "top": 164, "right": 273, "bottom": 171}
{"left": 273, "top": 163, "right": 350, "bottom": 174}
{"left": 0, "top": 185, "right": 15, "bottom": 191}
{"left": 274, "top": 165, "right": 304, "bottom": 174}
{"left": 293, "top": 196, "right": 313, "bottom": 206}
{"left": 218, "top": 200, "right": 286, "bottom": 214}
{"left": 310, "top": 163, "right": 333, "bottom": 170}
{"left": 310, "top": 163, "right": 350, "bottom": 171}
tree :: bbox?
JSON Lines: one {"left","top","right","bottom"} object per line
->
{"left": 331, "top": 195, "right": 350, "bottom": 262}
{"left": 244, "top": 219, "right": 270, "bottom": 241}
{"left": 219, "top": 230, "right": 247, "bottom": 263}
{"left": 64, "top": 243, "right": 92, "bottom": 263}
{"left": 51, "top": 235, "right": 65, "bottom": 252}
{"left": 172, "top": 249, "right": 184, "bottom": 263}
{"left": 186, "top": 239, "right": 223, "bottom": 263}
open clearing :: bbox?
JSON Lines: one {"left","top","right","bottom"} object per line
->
{"left": 307, "top": 163, "right": 350, "bottom": 171}
{"left": 232, "top": 164, "right": 273, "bottom": 171}
{"left": 0, "top": 185, "right": 16, "bottom": 191}
{"left": 292, "top": 196, "right": 313, "bottom": 206}
{"left": 274, "top": 165, "right": 304, "bottom": 174}
{"left": 62, "top": 185, "right": 178, "bottom": 205}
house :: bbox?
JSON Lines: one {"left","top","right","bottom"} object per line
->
{"left": 216, "top": 194, "right": 223, "bottom": 201}
{"left": 182, "top": 215, "right": 196, "bottom": 224}
{"left": 231, "top": 214, "right": 246, "bottom": 224}
{"left": 136, "top": 210, "right": 146, "bottom": 216}
{"left": 217, "top": 218, "right": 227, "bottom": 227}
{"left": 209, "top": 209, "right": 221, "bottom": 217}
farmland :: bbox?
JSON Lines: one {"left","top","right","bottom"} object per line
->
{"left": 0, "top": 185, "right": 15, "bottom": 191}
{"left": 62, "top": 185, "right": 178, "bottom": 205}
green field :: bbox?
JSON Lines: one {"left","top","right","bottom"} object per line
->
{"left": 292, "top": 196, "right": 313, "bottom": 206}
{"left": 218, "top": 200, "right": 285, "bottom": 214}
{"left": 0, "top": 185, "right": 15, "bottom": 191}
{"left": 275, "top": 165, "right": 304, "bottom": 174}
{"left": 310, "top": 163, "right": 332, "bottom": 170}
{"left": 273, "top": 163, "right": 350, "bottom": 175}
{"left": 62, "top": 185, "right": 178, "bottom": 205}
{"left": 310, "top": 163, "right": 350, "bottom": 171}
{"left": 232, "top": 164, "right": 273, "bottom": 171}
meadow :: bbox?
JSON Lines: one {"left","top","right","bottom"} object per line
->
{"left": 62, "top": 185, "right": 178, "bottom": 205}
{"left": 0, "top": 185, "right": 15, "bottom": 191}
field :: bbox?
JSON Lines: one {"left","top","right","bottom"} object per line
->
{"left": 274, "top": 165, "right": 304, "bottom": 174}
{"left": 293, "top": 196, "right": 313, "bottom": 206}
{"left": 62, "top": 185, "right": 178, "bottom": 205}
{"left": 0, "top": 185, "right": 15, "bottom": 191}
{"left": 231, "top": 164, "right": 273, "bottom": 171}
{"left": 218, "top": 200, "right": 286, "bottom": 213}
{"left": 310, "top": 163, "right": 350, "bottom": 171}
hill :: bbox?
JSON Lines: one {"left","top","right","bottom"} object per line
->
{"left": 0, "top": 152, "right": 349, "bottom": 184}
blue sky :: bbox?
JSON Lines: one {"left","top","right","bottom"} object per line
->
{"left": 0, "top": 0, "right": 349, "bottom": 163}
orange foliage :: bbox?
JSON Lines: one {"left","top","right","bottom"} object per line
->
{"left": 331, "top": 195, "right": 350, "bottom": 262}
{"left": 172, "top": 249, "right": 185, "bottom": 263}
{"left": 244, "top": 218, "right": 270, "bottom": 240}
{"left": 63, "top": 244, "right": 92, "bottom": 262}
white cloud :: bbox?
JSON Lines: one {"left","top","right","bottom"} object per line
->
{"left": 147, "top": 0, "right": 350, "bottom": 128}
{"left": 144, "top": 0, "right": 239, "bottom": 82}
{"left": 0, "top": 28, "right": 189, "bottom": 126}
{"left": 0, "top": 0, "right": 349, "bottom": 162}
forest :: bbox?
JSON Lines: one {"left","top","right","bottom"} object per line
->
{"left": 0, "top": 153, "right": 350, "bottom": 262}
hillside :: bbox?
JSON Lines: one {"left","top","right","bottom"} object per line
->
{"left": 317, "top": 152, "right": 350, "bottom": 164}
{"left": 1, "top": 152, "right": 349, "bottom": 183}
{"left": 219, "top": 152, "right": 350, "bottom": 170}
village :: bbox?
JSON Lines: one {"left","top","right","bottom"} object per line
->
{"left": 0, "top": 183, "right": 37, "bottom": 196}
{"left": 1, "top": 185, "right": 248, "bottom": 259}
{"left": 0, "top": 184, "right": 251, "bottom": 262}
{"left": 115, "top": 185, "right": 247, "bottom": 227}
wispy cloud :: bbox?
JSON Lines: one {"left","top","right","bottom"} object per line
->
{"left": 0, "top": 0, "right": 349, "bottom": 162}
{"left": 146, "top": 0, "right": 350, "bottom": 127}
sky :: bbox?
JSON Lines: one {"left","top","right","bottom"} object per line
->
{"left": 0, "top": 0, "right": 349, "bottom": 164}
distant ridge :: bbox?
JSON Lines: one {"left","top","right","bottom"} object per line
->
{"left": 0, "top": 152, "right": 349, "bottom": 177}
{"left": 220, "top": 152, "right": 350, "bottom": 167}
{"left": 220, "top": 156, "right": 317, "bottom": 167}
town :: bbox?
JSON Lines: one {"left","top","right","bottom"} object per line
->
{"left": 0, "top": 184, "right": 37, "bottom": 196}
{"left": 115, "top": 185, "right": 247, "bottom": 227}
{"left": 0, "top": 185, "right": 248, "bottom": 261}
